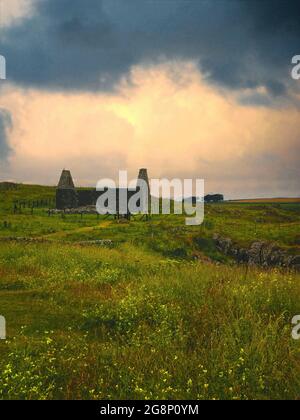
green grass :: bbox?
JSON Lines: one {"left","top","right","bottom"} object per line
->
{"left": 0, "top": 184, "right": 299, "bottom": 400}
{"left": 0, "top": 242, "right": 299, "bottom": 400}
{"left": 1, "top": 184, "right": 299, "bottom": 252}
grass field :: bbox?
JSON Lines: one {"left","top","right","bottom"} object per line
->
{"left": 0, "top": 184, "right": 300, "bottom": 400}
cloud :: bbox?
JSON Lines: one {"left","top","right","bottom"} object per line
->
{"left": 1, "top": 0, "right": 300, "bottom": 103}
{"left": 1, "top": 63, "right": 299, "bottom": 198}
{"left": 0, "top": 0, "right": 33, "bottom": 27}
{"left": 0, "top": 109, "right": 12, "bottom": 161}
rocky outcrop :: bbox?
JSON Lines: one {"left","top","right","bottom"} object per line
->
{"left": 76, "top": 240, "right": 114, "bottom": 248}
{"left": 50, "top": 205, "right": 98, "bottom": 215}
{"left": 0, "top": 237, "right": 114, "bottom": 247}
{"left": 213, "top": 234, "right": 300, "bottom": 271}
{"left": 0, "top": 237, "right": 47, "bottom": 244}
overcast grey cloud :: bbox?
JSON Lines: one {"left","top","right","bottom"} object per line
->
{"left": 1, "top": 0, "right": 300, "bottom": 101}
{"left": 0, "top": 109, "right": 12, "bottom": 160}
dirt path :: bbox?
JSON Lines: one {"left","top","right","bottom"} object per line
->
{"left": 37, "top": 220, "right": 113, "bottom": 240}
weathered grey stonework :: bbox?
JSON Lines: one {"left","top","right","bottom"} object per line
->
{"left": 56, "top": 170, "right": 78, "bottom": 209}
{"left": 55, "top": 168, "right": 151, "bottom": 213}
{"left": 213, "top": 234, "right": 300, "bottom": 271}
{"left": 57, "top": 170, "right": 75, "bottom": 189}
{"left": 56, "top": 189, "right": 78, "bottom": 210}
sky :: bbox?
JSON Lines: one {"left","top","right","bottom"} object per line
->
{"left": 0, "top": 0, "right": 299, "bottom": 199}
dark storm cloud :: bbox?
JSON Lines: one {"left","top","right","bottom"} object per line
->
{"left": 0, "top": 109, "right": 12, "bottom": 160}
{"left": 1, "top": 0, "right": 300, "bottom": 99}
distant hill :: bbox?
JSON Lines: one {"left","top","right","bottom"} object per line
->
{"left": 0, "top": 182, "right": 19, "bottom": 191}
{"left": 231, "top": 198, "right": 300, "bottom": 203}
{"left": 0, "top": 183, "right": 55, "bottom": 212}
